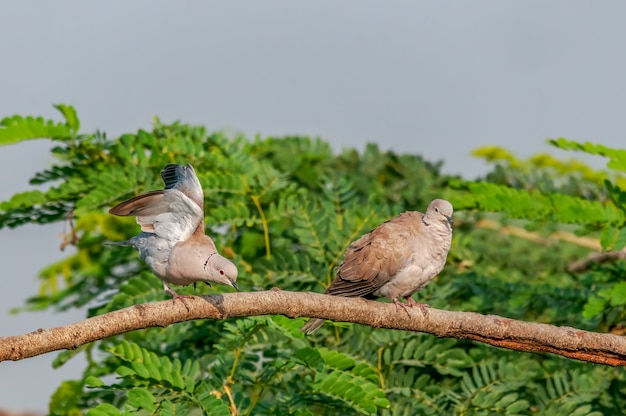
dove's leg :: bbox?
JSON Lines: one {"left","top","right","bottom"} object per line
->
{"left": 163, "top": 282, "right": 193, "bottom": 311}
{"left": 405, "top": 297, "right": 418, "bottom": 307}
{"left": 405, "top": 296, "right": 429, "bottom": 316}
{"left": 193, "top": 282, "right": 212, "bottom": 291}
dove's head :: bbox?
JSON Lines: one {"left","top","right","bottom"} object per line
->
{"left": 206, "top": 254, "right": 239, "bottom": 290}
{"left": 425, "top": 199, "right": 454, "bottom": 229}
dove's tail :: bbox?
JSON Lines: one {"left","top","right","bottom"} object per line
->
{"left": 301, "top": 318, "right": 326, "bottom": 334}
{"left": 104, "top": 240, "right": 134, "bottom": 247}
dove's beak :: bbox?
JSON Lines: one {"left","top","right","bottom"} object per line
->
{"left": 230, "top": 280, "right": 239, "bottom": 291}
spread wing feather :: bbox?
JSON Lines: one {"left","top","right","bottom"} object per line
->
{"left": 160, "top": 164, "right": 204, "bottom": 210}
{"left": 109, "top": 189, "right": 203, "bottom": 242}
{"left": 109, "top": 163, "right": 206, "bottom": 242}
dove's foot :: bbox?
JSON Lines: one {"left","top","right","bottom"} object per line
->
{"left": 393, "top": 298, "right": 412, "bottom": 316}
{"left": 393, "top": 297, "right": 430, "bottom": 317}
{"left": 405, "top": 297, "right": 418, "bottom": 307}
{"left": 165, "top": 287, "right": 193, "bottom": 311}
{"left": 405, "top": 297, "right": 430, "bottom": 316}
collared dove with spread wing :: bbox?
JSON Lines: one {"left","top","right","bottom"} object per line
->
{"left": 108, "top": 164, "right": 238, "bottom": 307}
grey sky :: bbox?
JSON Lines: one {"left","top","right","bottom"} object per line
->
{"left": 2, "top": 1, "right": 625, "bottom": 412}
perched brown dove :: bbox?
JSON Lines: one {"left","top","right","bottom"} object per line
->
{"left": 301, "top": 199, "right": 453, "bottom": 334}
{"left": 108, "top": 163, "right": 238, "bottom": 307}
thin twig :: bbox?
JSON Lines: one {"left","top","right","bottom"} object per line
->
{"left": 568, "top": 249, "right": 626, "bottom": 272}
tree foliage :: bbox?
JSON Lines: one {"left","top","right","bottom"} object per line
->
{"left": 2, "top": 105, "right": 626, "bottom": 415}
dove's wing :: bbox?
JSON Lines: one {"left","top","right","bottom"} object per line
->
{"left": 109, "top": 188, "right": 203, "bottom": 242}
{"left": 325, "top": 212, "right": 423, "bottom": 298}
{"left": 161, "top": 164, "right": 204, "bottom": 210}
{"left": 110, "top": 164, "right": 206, "bottom": 242}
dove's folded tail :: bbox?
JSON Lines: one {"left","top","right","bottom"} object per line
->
{"left": 301, "top": 318, "right": 326, "bottom": 334}
{"left": 104, "top": 240, "right": 134, "bottom": 247}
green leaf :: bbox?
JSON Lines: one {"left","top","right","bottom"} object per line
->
{"left": 266, "top": 315, "right": 306, "bottom": 339}
{"left": 506, "top": 399, "right": 531, "bottom": 413}
{"left": 54, "top": 103, "right": 80, "bottom": 133}
{"left": 160, "top": 399, "right": 188, "bottom": 416}
{"left": 582, "top": 296, "right": 608, "bottom": 319}
{"left": 610, "top": 282, "right": 626, "bottom": 307}
{"left": 84, "top": 376, "right": 105, "bottom": 387}
{"left": 612, "top": 227, "right": 626, "bottom": 251}
{"left": 549, "top": 138, "right": 626, "bottom": 172}
{"left": 601, "top": 226, "right": 620, "bottom": 251}
{"left": 127, "top": 388, "right": 156, "bottom": 412}
{"left": 86, "top": 403, "right": 122, "bottom": 416}
{"left": 194, "top": 382, "right": 232, "bottom": 416}
{"left": 49, "top": 380, "right": 83, "bottom": 415}
{"left": 0, "top": 114, "right": 72, "bottom": 146}
{"left": 294, "top": 347, "right": 324, "bottom": 371}
{"left": 448, "top": 180, "right": 624, "bottom": 225}
{"left": 312, "top": 369, "right": 389, "bottom": 414}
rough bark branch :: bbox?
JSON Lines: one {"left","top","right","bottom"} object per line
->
{"left": 1, "top": 290, "right": 625, "bottom": 366}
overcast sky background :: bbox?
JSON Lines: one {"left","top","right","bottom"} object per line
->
{"left": 2, "top": 1, "right": 626, "bottom": 412}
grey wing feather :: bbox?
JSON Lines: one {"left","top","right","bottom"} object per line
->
{"left": 160, "top": 164, "right": 204, "bottom": 210}
{"left": 109, "top": 188, "right": 203, "bottom": 242}
{"left": 161, "top": 164, "right": 183, "bottom": 189}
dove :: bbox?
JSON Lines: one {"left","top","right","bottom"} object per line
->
{"left": 301, "top": 199, "right": 453, "bottom": 334}
{"left": 107, "top": 163, "right": 238, "bottom": 308}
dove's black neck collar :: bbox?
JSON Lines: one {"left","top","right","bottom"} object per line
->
{"left": 422, "top": 214, "right": 431, "bottom": 226}
{"left": 422, "top": 214, "right": 453, "bottom": 232}
{"left": 203, "top": 252, "right": 217, "bottom": 271}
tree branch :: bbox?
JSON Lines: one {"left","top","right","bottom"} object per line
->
{"left": 1, "top": 290, "right": 625, "bottom": 366}
{"left": 568, "top": 249, "right": 626, "bottom": 272}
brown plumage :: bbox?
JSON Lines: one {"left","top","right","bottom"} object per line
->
{"left": 301, "top": 199, "right": 453, "bottom": 334}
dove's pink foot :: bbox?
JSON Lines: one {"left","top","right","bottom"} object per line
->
{"left": 405, "top": 297, "right": 419, "bottom": 307}
{"left": 393, "top": 298, "right": 412, "bottom": 316}
{"left": 393, "top": 297, "right": 430, "bottom": 317}
{"left": 405, "top": 297, "right": 430, "bottom": 316}
{"left": 164, "top": 286, "right": 193, "bottom": 311}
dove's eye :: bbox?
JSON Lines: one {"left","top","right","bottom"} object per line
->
{"left": 435, "top": 207, "right": 439, "bottom": 213}
{"left": 219, "top": 269, "right": 225, "bottom": 275}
